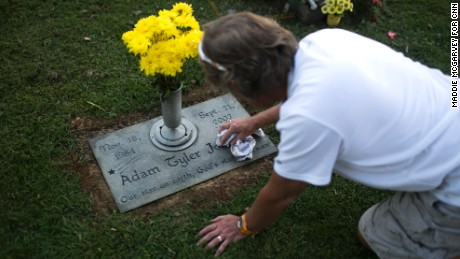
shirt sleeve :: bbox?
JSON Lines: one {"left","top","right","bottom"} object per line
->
{"left": 274, "top": 113, "right": 342, "bottom": 186}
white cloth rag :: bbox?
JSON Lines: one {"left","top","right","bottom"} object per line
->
{"left": 215, "top": 128, "right": 265, "bottom": 161}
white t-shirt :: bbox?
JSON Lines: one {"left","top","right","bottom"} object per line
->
{"left": 274, "top": 29, "right": 460, "bottom": 206}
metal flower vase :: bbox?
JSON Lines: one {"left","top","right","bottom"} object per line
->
{"left": 161, "top": 86, "right": 182, "bottom": 129}
{"left": 150, "top": 84, "right": 198, "bottom": 151}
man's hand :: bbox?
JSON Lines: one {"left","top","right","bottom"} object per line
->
{"left": 218, "top": 117, "right": 257, "bottom": 145}
{"left": 219, "top": 104, "right": 281, "bottom": 145}
{"left": 197, "top": 214, "right": 247, "bottom": 257}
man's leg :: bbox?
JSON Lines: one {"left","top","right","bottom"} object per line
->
{"left": 358, "top": 192, "right": 460, "bottom": 259}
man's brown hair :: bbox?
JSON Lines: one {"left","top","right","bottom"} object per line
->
{"left": 201, "top": 12, "right": 297, "bottom": 98}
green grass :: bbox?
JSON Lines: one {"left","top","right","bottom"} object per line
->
{"left": 0, "top": 0, "right": 451, "bottom": 258}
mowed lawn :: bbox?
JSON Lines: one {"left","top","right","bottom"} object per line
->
{"left": 0, "top": 0, "right": 451, "bottom": 258}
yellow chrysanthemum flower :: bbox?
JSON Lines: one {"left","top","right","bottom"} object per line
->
{"left": 134, "top": 16, "right": 156, "bottom": 35}
{"left": 127, "top": 35, "right": 151, "bottom": 55}
{"left": 184, "top": 30, "right": 203, "bottom": 57}
{"left": 121, "top": 30, "right": 136, "bottom": 45}
{"left": 174, "top": 15, "right": 199, "bottom": 29}
{"left": 122, "top": 2, "right": 202, "bottom": 80}
{"left": 157, "top": 16, "right": 180, "bottom": 38}
{"left": 140, "top": 53, "right": 157, "bottom": 76}
{"left": 159, "top": 9, "right": 176, "bottom": 21}
{"left": 172, "top": 2, "right": 193, "bottom": 16}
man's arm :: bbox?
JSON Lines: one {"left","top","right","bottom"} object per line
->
{"left": 244, "top": 171, "right": 309, "bottom": 232}
{"left": 251, "top": 103, "right": 281, "bottom": 129}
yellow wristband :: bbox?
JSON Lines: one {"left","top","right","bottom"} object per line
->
{"left": 238, "top": 214, "right": 255, "bottom": 236}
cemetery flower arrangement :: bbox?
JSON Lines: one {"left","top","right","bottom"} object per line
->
{"left": 321, "top": 0, "right": 354, "bottom": 16}
{"left": 122, "top": 3, "right": 202, "bottom": 98}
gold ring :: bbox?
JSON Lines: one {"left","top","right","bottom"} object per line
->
{"left": 217, "top": 235, "right": 223, "bottom": 242}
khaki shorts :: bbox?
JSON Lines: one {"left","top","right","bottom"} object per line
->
{"left": 358, "top": 192, "right": 460, "bottom": 259}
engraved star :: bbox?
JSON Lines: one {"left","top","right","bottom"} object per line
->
{"left": 108, "top": 169, "right": 115, "bottom": 175}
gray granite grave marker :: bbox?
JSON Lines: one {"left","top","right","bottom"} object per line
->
{"left": 89, "top": 94, "right": 277, "bottom": 212}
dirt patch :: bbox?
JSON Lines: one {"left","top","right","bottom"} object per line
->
{"left": 70, "top": 84, "right": 274, "bottom": 217}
